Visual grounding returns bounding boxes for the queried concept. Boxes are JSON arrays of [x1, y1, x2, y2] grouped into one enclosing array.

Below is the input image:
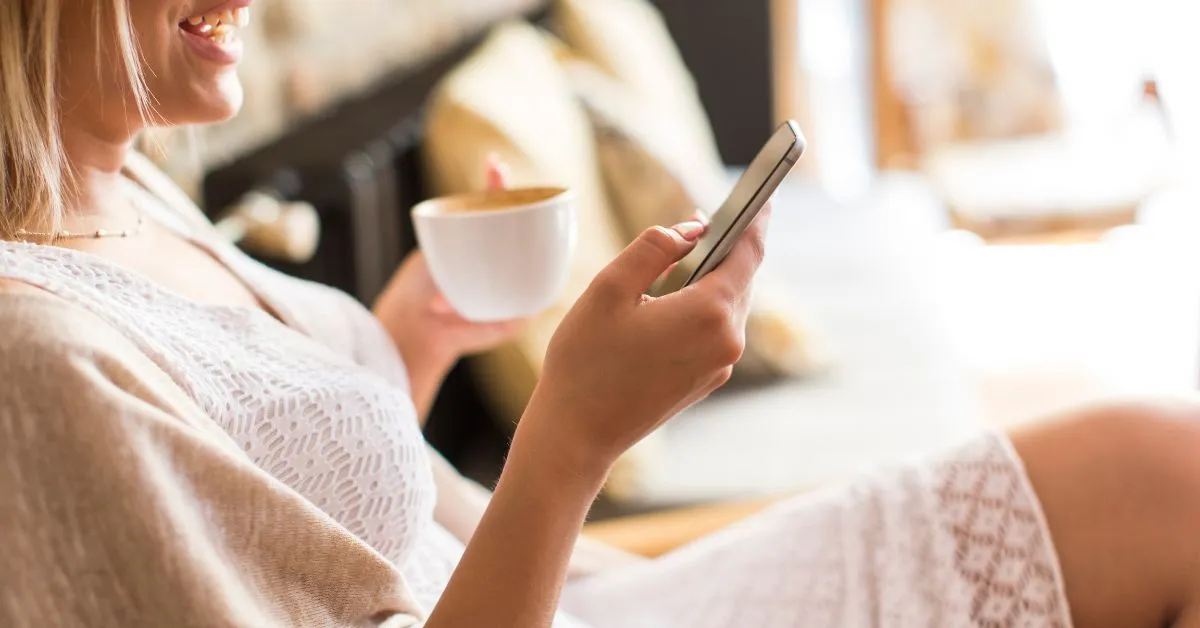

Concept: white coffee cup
[[412, 187, 577, 322]]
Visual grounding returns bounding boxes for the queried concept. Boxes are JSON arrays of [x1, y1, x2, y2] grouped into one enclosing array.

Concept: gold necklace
[[15, 211, 145, 242]]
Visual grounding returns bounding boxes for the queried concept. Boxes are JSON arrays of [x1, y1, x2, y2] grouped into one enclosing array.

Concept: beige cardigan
[[0, 289, 425, 627]]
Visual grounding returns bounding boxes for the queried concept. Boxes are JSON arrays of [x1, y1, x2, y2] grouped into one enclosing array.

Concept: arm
[[403, 344, 455, 425], [426, 404, 608, 627], [427, 443, 647, 578]]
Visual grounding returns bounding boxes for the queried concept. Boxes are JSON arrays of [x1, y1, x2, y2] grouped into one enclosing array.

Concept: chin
[[203, 74, 245, 123], [153, 75, 244, 127]]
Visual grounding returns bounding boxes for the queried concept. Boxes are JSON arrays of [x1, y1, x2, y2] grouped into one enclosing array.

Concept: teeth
[[183, 7, 250, 39], [211, 24, 236, 44]]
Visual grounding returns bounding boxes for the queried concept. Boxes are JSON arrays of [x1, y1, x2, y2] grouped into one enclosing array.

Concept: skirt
[[559, 431, 1073, 627]]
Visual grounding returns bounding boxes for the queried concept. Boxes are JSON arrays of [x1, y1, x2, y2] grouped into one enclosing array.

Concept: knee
[[1010, 398, 1200, 623], [1068, 399, 1200, 479], [1015, 398, 1200, 504]]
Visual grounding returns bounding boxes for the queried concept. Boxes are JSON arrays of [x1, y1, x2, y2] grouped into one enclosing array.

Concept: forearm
[[428, 444, 646, 578], [426, 414, 608, 627], [378, 313, 454, 425], [405, 354, 453, 425]]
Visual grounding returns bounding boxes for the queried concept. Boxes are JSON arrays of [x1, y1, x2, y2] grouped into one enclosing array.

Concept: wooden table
[[584, 496, 782, 558]]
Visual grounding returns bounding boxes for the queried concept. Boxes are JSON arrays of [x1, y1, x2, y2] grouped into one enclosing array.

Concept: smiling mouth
[[179, 6, 250, 45]]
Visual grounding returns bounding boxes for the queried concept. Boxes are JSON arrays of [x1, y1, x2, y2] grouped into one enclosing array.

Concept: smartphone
[[649, 120, 806, 296]]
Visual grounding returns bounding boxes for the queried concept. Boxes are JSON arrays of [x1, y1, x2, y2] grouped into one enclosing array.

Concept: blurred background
[[179, 0, 1200, 548]]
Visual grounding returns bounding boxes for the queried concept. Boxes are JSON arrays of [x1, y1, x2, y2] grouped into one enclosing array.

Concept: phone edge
[[682, 132, 804, 288]]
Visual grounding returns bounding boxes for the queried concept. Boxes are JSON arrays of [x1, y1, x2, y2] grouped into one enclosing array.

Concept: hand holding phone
[[649, 120, 805, 296]]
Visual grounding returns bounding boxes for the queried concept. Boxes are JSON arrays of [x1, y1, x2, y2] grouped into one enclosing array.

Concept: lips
[[179, 5, 250, 44], [177, 1, 251, 64]]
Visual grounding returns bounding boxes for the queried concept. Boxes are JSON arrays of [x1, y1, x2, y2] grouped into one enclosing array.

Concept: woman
[[2, 1, 1199, 627]]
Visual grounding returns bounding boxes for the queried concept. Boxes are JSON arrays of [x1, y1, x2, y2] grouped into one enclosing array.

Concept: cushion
[[553, 0, 728, 196], [423, 21, 629, 424], [553, 52, 701, 236]]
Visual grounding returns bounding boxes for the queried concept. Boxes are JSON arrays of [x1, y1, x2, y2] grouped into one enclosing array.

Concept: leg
[[1010, 399, 1200, 627]]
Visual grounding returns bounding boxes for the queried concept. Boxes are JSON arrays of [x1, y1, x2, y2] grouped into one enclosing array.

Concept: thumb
[[600, 221, 705, 295]]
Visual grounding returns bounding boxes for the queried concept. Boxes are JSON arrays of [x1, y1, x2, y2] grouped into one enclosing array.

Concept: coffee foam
[[415, 187, 567, 216]]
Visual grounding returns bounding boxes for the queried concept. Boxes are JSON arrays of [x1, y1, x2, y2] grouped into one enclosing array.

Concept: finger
[[658, 261, 679, 283], [599, 220, 705, 297], [669, 367, 735, 418], [450, 318, 528, 335], [686, 209, 710, 239], [430, 293, 456, 315], [709, 365, 735, 391], [432, 301, 531, 330], [490, 318, 531, 334], [697, 203, 772, 300], [485, 154, 511, 191]]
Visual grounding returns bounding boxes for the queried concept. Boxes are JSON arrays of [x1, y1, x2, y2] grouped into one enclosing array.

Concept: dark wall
[[651, 0, 775, 165]]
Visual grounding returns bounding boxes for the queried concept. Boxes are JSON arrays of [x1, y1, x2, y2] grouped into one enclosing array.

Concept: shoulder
[[0, 283, 150, 396], [0, 282, 239, 461], [0, 280, 126, 357], [0, 282, 212, 426]]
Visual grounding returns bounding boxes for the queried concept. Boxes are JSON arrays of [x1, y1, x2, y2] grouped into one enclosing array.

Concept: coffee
[[416, 187, 566, 215], [412, 186, 577, 322]]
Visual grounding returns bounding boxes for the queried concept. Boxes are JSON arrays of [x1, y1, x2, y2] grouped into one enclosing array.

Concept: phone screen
[[649, 121, 805, 296]]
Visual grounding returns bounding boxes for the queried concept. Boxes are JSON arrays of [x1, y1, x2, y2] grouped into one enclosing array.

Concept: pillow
[[736, 279, 828, 384], [554, 54, 703, 236], [547, 38, 825, 383], [553, 0, 728, 196]]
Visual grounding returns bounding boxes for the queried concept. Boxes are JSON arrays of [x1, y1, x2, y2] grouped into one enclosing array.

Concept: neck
[[59, 114, 142, 224]]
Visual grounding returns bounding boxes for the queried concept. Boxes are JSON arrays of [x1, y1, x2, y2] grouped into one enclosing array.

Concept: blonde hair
[[0, 0, 153, 240]]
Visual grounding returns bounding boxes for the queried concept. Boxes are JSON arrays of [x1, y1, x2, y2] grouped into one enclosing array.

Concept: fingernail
[[671, 220, 705, 241], [693, 208, 710, 225]]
